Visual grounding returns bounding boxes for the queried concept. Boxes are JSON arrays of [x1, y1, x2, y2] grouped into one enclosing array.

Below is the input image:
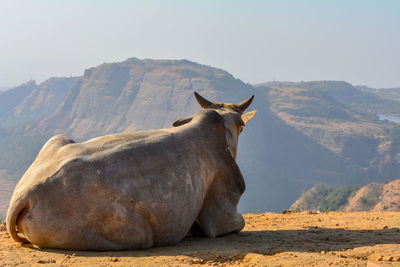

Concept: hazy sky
[[0, 1, 399, 88]]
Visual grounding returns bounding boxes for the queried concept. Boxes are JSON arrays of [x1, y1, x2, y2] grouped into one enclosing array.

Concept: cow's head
[[173, 92, 257, 159]]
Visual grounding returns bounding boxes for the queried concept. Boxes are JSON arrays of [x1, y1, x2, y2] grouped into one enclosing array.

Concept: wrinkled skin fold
[[6, 92, 256, 250]]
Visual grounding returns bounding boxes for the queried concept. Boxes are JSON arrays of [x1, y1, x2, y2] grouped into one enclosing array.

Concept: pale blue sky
[[0, 1, 399, 88]]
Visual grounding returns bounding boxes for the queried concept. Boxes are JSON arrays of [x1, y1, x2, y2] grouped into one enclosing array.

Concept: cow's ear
[[241, 110, 257, 125], [172, 117, 193, 127]]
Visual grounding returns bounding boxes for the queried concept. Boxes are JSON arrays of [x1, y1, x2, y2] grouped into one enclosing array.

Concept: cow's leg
[[195, 177, 245, 237], [17, 199, 154, 250]]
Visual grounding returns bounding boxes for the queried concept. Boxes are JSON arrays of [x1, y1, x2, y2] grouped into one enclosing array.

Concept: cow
[[6, 92, 257, 251]]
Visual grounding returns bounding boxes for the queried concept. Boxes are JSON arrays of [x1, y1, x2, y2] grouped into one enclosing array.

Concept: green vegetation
[[297, 184, 359, 211], [319, 185, 359, 211], [308, 184, 333, 207], [360, 196, 375, 207]]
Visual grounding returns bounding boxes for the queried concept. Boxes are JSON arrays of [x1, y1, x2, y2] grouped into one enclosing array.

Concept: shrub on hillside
[[319, 185, 359, 211], [295, 184, 359, 211]]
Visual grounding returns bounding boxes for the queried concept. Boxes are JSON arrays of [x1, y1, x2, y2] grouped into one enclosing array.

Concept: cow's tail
[[6, 196, 29, 243]]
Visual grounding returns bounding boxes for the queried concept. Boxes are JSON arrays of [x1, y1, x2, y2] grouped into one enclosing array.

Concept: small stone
[[321, 251, 326, 254], [383, 226, 388, 229], [281, 210, 294, 214], [176, 256, 185, 261], [192, 258, 204, 264], [37, 259, 56, 264], [376, 256, 383, 261], [394, 256, 400, 261], [111, 257, 119, 262], [71, 253, 76, 257]]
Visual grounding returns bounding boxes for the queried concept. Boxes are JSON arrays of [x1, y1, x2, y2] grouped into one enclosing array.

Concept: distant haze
[[0, 1, 399, 88]]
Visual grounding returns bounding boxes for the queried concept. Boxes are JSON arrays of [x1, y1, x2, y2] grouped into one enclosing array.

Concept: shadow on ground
[[26, 227, 400, 261]]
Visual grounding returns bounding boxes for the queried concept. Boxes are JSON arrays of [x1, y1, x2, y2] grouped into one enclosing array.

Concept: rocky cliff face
[[33, 58, 253, 139]]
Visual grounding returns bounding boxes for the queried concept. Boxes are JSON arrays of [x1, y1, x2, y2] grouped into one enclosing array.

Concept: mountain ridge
[[1, 58, 400, 216]]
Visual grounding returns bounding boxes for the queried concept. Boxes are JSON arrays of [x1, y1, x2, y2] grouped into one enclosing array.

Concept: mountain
[[31, 58, 253, 139], [257, 81, 400, 168], [253, 81, 400, 211], [1, 58, 400, 216], [0, 77, 77, 128], [0, 78, 77, 216]]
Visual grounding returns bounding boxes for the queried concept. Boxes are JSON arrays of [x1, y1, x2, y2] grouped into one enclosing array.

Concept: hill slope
[[345, 179, 400, 212]]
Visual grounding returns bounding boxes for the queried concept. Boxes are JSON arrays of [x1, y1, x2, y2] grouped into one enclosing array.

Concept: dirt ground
[[1, 211, 400, 266]]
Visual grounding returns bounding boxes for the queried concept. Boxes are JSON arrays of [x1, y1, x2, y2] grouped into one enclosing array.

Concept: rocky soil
[[1, 211, 400, 266]]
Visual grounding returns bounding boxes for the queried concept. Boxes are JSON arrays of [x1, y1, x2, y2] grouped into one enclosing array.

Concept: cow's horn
[[236, 95, 254, 113], [194, 92, 213, 108]]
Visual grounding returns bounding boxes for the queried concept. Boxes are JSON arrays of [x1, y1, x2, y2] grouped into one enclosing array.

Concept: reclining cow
[[6, 92, 257, 250]]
